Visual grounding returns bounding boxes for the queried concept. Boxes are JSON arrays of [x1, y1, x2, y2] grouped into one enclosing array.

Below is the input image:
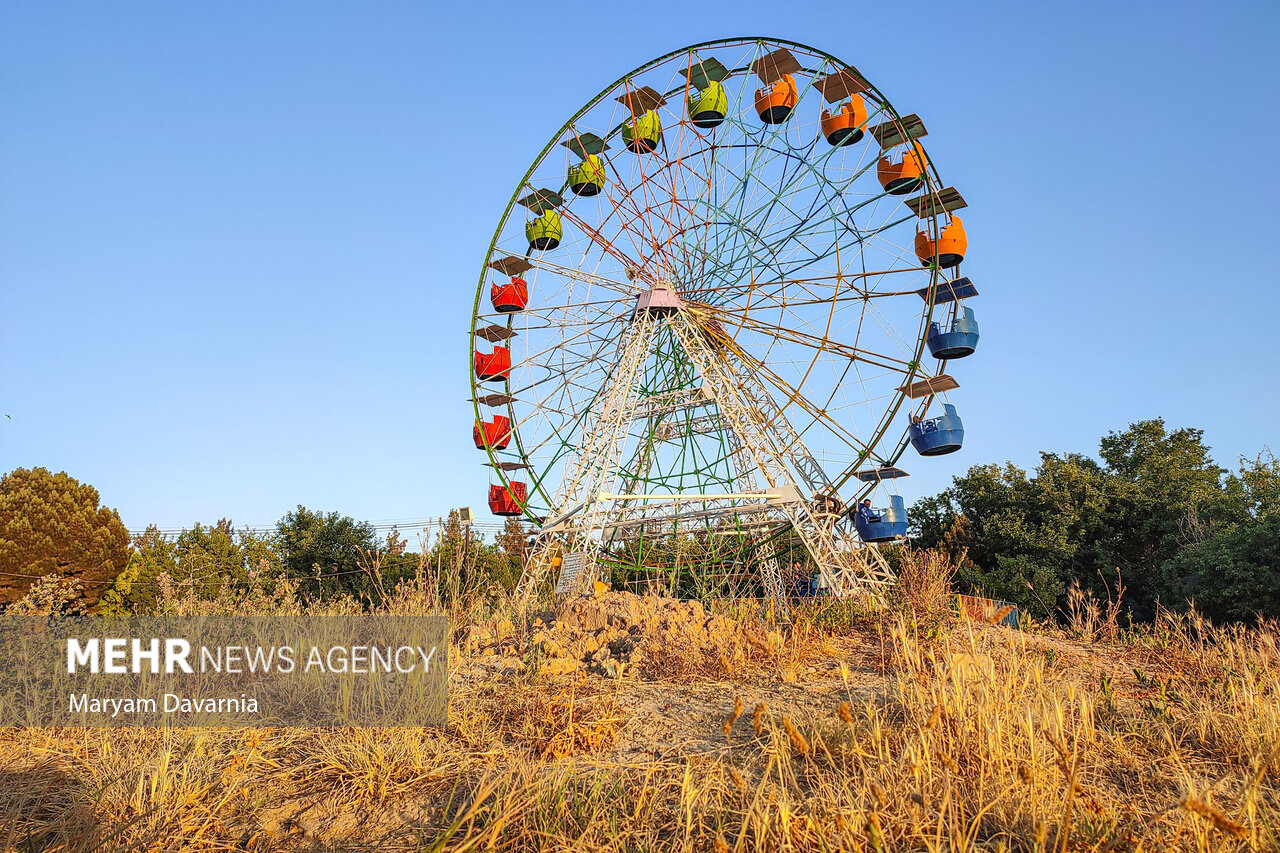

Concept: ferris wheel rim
[[470, 36, 958, 522]]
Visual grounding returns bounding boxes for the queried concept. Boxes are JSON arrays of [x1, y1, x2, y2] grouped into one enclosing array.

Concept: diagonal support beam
[[519, 307, 659, 599], [668, 311, 892, 604], [519, 293, 896, 607]]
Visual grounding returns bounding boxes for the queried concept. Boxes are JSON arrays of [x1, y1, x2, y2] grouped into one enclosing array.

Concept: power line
[[0, 567, 382, 588], [126, 515, 518, 538]]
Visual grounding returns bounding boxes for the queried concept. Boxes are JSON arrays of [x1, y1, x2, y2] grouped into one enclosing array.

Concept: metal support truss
[[649, 412, 724, 442], [668, 311, 895, 604], [518, 298, 896, 607], [519, 306, 659, 599], [632, 385, 711, 418]]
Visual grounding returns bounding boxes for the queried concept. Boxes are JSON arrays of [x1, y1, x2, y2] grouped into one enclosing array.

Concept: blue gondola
[[927, 307, 980, 359], [854, 494, 909, 543], [910, 404, 965, 456]]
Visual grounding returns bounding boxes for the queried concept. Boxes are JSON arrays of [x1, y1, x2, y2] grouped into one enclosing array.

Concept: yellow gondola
[[622, 110, 663, 153], [525, 209, 563, 251], [567, 154, 606, 196], [687, 80, 728, 129]]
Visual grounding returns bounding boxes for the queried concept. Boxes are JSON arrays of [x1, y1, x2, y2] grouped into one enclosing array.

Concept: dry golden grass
[[2, 581, 1279, 851]]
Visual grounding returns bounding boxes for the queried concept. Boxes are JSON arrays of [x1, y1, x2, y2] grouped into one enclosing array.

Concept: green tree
[[1232, 450, 1280, 520], [493, 515, 527, 589], [911, 419, 1267, 622], [100, 525, 178, 612], [358, 525, 426, 600], [419, 511, 525, 602], [101, 520, 281, 613], [1095, 420, 1227, 615], [497, 516, 527, 565], [275, 506, 378, 600], [910, 454, 1109, 618], [425, 510, 468, 601], [1161, 514, 1280, 623], [0, 467, 129, 607]]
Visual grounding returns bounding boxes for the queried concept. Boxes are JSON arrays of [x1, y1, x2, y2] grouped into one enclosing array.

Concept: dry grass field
[[2, 553, 1278, 852]]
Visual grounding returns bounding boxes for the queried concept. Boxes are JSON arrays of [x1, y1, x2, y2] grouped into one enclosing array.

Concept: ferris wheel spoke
[[704, 307, 915, 374], [508, 333, 624, 404], [510, 309, 647, 463], [559, 153, 675, 277], [722, 341, 875, 462], [703, 130, 904, 284], [613, 89, 712, 276], [675, 178, 926, 402], [519, 367, 616, 416], [522, 257, 639, 296], [681, 169, 852, 299], [748, 210, 919, 294], [679, 217, 784, 298], [490, 296, 635, 333], [688, 273, 928, 326], [628, 151, 682, 276], [649, 105, 796, 276], [717, 151, 808, 279], [512, 312, 627, 364], [691, 126, 797, 284], [860, 295, 928, 367], [644, 154, 717, 276], [753, 184, 874, 254], [667, 158, 819, 295], [735, 268, 931, 308], [734, 145, 826, 244], [599, 166, 673, 267], [697, 76, 844, 271], [517, 358, 607, 396], [728, 185, 913, 283], [555, 207, 656, 281], [519, 392, 613, 490]]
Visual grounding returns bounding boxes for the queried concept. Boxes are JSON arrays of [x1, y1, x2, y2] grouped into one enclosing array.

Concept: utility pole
[[459, 507, 473, 592]]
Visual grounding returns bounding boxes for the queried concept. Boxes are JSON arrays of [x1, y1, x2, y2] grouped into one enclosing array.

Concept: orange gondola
[[878, 143, 928, 195], [914, 216, 967, 269], [820, 96, 867, 146], [754, 74, 798, 124]]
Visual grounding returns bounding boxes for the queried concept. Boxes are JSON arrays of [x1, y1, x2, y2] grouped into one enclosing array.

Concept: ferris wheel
[[469, 38, 981, 603]]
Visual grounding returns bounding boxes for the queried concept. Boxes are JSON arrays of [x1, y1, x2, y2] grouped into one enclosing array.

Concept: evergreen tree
[[0, 467, 130, 607]]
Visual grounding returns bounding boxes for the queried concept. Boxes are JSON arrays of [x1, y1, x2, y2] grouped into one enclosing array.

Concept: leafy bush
[[1161, 513, 1280, 624]]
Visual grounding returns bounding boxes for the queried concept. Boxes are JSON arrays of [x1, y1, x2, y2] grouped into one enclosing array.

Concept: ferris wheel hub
[[631, 284, 683, 318]]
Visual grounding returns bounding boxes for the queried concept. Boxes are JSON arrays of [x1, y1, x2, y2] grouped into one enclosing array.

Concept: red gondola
[[474, 346, 511, 381], [488, 482, 527, 516], [473, 415, 512, 450], [490, 276, 528, 313]]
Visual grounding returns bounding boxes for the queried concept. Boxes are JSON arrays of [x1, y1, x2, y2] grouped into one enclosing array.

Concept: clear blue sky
[[2, 1, 1277, 535]]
